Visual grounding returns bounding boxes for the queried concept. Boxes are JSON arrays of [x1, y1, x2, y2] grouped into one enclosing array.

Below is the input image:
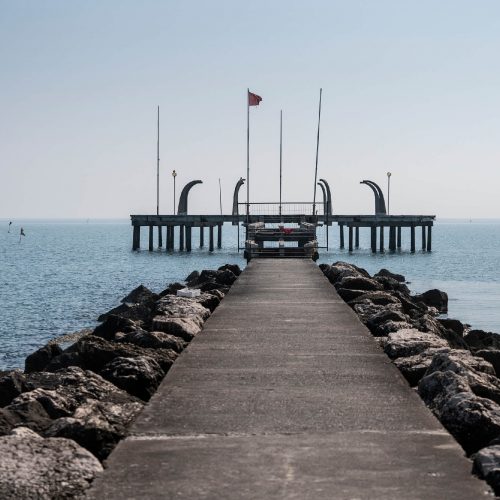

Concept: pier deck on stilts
[[90, 260, 488, 499]]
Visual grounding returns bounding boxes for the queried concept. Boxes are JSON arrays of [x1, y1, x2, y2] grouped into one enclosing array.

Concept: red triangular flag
[[248, 91, 262, 106]]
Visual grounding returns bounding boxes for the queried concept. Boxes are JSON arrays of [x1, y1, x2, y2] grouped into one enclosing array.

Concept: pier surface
[[90, 260, 489, 499]]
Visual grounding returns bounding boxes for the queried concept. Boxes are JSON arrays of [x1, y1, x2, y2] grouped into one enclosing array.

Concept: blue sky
[[1, 0, 499, 218]]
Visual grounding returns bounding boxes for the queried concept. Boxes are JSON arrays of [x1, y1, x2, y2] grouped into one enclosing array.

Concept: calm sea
[[1, 219, 500, 370]]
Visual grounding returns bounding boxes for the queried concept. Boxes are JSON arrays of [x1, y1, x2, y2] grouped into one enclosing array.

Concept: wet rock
[[335, 275, 383, 292], [419, 369, 500, 454], [215, 269, 237, 286], [473, 445, 500, 495], [46, 399, 142, 460], [384, 329, 448, 359], [117, 330, 187, 353], [100, 356, 165, 401], [93, 315, 140, 341], [476, 350, 500, 378], [465, 330, 500, 352], [393, 347, 450, 386], [0, 429, 102, 499], [218, 264, 242, 276], [414, 289, 448, 313], [0, 370, 27, 407], [439, 318, 465, 336], [24, 344, 63, 373], [374, 268, 406, 283], [121, 284, 158, 305]]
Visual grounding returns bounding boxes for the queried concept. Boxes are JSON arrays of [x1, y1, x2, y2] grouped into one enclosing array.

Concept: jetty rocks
[[0, 264, 240, 499], [321, 261, 500, 495]]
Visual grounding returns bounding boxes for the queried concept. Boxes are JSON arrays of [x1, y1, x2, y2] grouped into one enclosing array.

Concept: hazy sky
[[1, 0, 499, 218]]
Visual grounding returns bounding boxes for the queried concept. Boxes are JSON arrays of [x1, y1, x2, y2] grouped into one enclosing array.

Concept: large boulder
[[439, 318, 465, 336], [419, 369, 500, 454], [0, 370, 27, 407], [414, 289, 448, 313], [374, 268, 406, 283], [151, 316, 202, 341], [384, 329, 449, 359], [50, 336, 177, 374], [120, 284, 158, 305], [335, 276, 383, 292], [393, 347, 450, 386], [321, 262, 371, 285], [373, 275, 410, 295], [46, 399, 142, 460], [465, 330, 500, 352], [116, 330, 187, 353], [476, 350, 500, 378], [218, 264, 242, 276], [0, 428, 102, 499], [423, 351, 500, 405], [97, 302, 154, 325], [0, 398, 53, 436], [24, 344, 63, 373], [100, 356, 165, 401], [473, 445, 500, 495], [155, 295, 210, 324], [348, 291, 402, 308], [364, 308, 410, 337], [92, 315, 141, 341]]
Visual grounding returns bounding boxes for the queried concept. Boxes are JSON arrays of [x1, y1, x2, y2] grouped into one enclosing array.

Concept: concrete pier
[[90, 260, 488, 499]]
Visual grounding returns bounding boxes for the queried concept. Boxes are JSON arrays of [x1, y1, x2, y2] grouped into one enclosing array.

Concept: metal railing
[[238, 202, 325, 216]]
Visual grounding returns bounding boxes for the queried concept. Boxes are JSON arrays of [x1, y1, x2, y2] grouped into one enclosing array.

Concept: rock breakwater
[[0, 264, 241, 499], [321, 261, 500, 496]]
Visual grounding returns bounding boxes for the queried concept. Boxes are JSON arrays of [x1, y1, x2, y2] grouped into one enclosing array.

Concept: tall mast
[[312, 88, 322, 216], [279, 110, 283, 218], [156, 105, 160, 216]]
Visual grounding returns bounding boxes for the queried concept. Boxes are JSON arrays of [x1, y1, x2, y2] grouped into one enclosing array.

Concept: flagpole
[[279, 109, 283, 218], [157, 105, 160, 216], [312, 88, 322, 216], [246, 89, 250, 220]]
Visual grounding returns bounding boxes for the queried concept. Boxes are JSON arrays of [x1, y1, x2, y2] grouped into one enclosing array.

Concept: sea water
[[1, 219, 499, 370]]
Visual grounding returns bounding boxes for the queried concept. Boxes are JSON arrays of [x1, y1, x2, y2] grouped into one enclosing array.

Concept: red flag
[[248, 91, 262, 106]]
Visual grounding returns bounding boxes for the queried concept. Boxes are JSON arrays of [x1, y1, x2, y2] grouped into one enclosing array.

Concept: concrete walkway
[[89, 260, 490, 499]]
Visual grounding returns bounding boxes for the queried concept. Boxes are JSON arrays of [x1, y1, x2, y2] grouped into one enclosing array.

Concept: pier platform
[[89, 260, 487, 499]]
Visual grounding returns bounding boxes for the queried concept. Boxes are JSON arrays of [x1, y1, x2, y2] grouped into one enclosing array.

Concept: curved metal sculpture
[[319, 178, 333, 216], [177, 180, 202, 215], [317, 182, 327, 219], [232, 177, 245, 225], [360, 180, 386, 215]]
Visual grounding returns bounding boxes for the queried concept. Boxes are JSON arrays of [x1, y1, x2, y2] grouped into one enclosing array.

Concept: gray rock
[[473, 445, 500, 495], [117, 330, 187, 353], [151, 316, 203, 341], [0, 370, 27, 407], [374, 268, 405, 283], [0, 430, 102, 499], [393, 348, 450, 386], [335, 275, 383, 292], [414, 289, 448, 313], [348, 291, 402, 307], [46, 399, 143, 460], [384, 329, 448, 359], [335, 288, 368, 302], [97, 302, 154, 324], [465, 330, 500, 352], [364, 308, 409, 337], [51, 336, 177, 373], [155, 295, 210, 323], [424, 351, 500, 405], [24, 344, 63, 373], [120, 284, 158, 305], [218, 264, 242, 276], [476, 350, 500, 378], [92, 315, 141, 341], [100, 356, 165, 401], [373, 275, 411, 295], [419, 369, 500, 454], [439, 318, 465, 336]]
